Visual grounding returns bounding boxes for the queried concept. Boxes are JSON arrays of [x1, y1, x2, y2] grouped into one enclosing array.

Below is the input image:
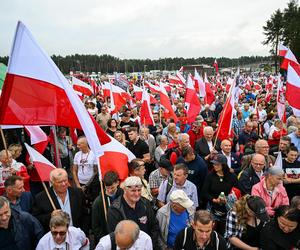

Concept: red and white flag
[[176, 71, 186, 85], [204, 73, 215, 105], [25, 143, 55, 182], [25, 126, 49, 154], [276, 74, 286, 122], [140, 88, 154, 126], [213, 59, 219, 73], [72, 76, 93, 96], [185, 74, 201, 123], [286, 64, 300, 116], [0, 21, 110, 158], [100, 137, 135, 180], [159, 82, 178, 123], [278, 44, 288, 57], [194, 69, 206, 98], [281, 49, 300, 75]]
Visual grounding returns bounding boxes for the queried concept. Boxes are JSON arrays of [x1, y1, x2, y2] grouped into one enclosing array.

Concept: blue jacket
[[1, 208, 44, 250]]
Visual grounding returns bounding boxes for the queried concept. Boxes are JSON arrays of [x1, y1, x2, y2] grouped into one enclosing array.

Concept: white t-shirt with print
[[73, 150, 97, 184]]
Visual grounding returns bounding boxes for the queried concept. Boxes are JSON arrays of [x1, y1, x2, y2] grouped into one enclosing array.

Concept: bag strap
[[109, 232, 117, 250], [182, 227, 188, 249], [165, 175, 173, 203]]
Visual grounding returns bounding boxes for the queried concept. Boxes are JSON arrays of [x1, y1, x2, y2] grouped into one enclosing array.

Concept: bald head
[[77, 136, 89, 152], [251, 153, 265, 172], [115, 220, 140, 249], [221, 139, 232, 154]]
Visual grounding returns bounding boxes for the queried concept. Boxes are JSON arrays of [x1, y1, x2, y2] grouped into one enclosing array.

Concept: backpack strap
[[109, 232, 117, 250], [182, 227, 188, 249], [165, 175, 173, 203]]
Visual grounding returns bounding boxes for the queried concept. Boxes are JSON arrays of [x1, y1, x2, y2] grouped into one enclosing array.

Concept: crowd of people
[[1, 72, 300, 250]]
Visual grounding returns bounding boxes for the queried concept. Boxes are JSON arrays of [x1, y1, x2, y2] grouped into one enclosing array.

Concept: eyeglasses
[[51, 231, 67, 236], [127, 188, 142, 193], [252, 162, 265, 167]]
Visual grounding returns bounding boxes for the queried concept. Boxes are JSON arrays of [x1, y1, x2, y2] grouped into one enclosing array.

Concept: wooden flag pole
[[51, 126, 62, 168], [42, 181, 56, 210], [97, 161, 108, 221]]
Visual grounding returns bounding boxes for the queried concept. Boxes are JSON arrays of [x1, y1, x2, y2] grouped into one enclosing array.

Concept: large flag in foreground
[[25, 143, 55, 181], [0, 21, 110, 157], [286, 64, 300, 116]]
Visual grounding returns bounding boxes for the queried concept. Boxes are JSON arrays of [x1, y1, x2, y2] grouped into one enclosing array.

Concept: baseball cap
[[157, 158, 173, 172], [123, 176, 142, 187], [247, 196, 269, 222], [170, 190, 193, 209], [211, 154, 227, 165]]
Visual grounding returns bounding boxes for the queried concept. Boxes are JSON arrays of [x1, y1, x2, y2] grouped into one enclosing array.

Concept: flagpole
[[42, 181, 57, 210], [97, 161, 108, 221], [0, 128, 11, 167]]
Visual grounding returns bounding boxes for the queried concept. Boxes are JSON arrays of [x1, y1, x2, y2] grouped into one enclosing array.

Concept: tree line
[[263, 0, 300, 73], [0, 54, 271, 74]]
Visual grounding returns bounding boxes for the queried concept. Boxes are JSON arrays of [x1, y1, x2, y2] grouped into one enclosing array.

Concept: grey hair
[[115, 220, 140, 243], [49, 168, 68, 184], [178, 133, 189, 142], [49, 210, 70, 229], [157, 135, 167, 145], [0, 196, 10, 209], [203, 126, 213, 134]]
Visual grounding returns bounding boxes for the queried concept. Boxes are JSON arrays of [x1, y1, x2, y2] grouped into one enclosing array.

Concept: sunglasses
[[51, 231, 67, 236]]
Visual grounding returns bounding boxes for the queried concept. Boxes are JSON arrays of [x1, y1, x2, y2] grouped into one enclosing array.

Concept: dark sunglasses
[[51, 231, 67, 236]]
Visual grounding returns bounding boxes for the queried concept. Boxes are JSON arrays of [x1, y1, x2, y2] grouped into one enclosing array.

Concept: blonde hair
[[8, 144, 22, 160]]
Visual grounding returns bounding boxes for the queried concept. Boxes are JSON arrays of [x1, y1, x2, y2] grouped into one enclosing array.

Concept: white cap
[[123, 176, 142, 187], [169, 190, 193, 209]]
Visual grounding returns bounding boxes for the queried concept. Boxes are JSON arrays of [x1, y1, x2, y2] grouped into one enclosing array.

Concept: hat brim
[[180, 199, 194, 209]]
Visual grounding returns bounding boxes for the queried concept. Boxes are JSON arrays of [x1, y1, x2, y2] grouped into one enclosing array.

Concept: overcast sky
[[0, 0, 290, 59]]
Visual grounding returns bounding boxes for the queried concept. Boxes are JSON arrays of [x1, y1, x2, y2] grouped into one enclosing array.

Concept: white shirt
[[36, 226, 89, 250], [95, 230, 153, 250], [207, 141, 213, 152], [53, 189, 73, 226], [73, 150, 97, 184]]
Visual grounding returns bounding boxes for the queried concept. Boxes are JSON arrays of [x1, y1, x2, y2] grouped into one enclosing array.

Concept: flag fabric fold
[[185, 75, 201, 123]]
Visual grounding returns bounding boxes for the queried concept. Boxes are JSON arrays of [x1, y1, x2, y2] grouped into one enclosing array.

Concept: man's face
[[8, 180, 25, 199], [245, 123, 253, 133], [153, 114, 159, 122], [173, 169, 187, 186], [105, 182, 119, 196], [52, 174, 69, 194], [0, 203, 11, 229], [101, 107, 107, 114], [124, 185, 142, 203], [279, 140, 290, 152], [128, 131, 137, 142], [170, 202, 186, 214], [221, 141, 231, 154], [204, 130, 213, 141], [256, 142, 269, 156], [77, 139, 88, 152], [133, 162, 146, 178], [179, 136, 190, 148], [287, 150, 298, 163], [251, 157, 265, 172], [51, 225, 68, 245], [185, 152, 195, 162], [192, 221, 213, 245], [159, 168, 170, 178]]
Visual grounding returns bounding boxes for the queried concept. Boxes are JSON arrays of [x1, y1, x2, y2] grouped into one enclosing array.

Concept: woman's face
[[213, 163, 222, 173], [287, 150, 298, 163], [278, 216, 298, 233], [111, 120, 117, 127]]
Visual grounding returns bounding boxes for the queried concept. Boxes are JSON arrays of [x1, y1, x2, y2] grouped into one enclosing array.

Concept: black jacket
[[0, 208, 44, 250], [32, 187, 87, 232], [260, 219, 300, 250], [174, 227, 227, 250], [238, 166, 261, 195], [107, 195, 163, 250], [195, 137, 221, 160], [92, 188, 123, 244]]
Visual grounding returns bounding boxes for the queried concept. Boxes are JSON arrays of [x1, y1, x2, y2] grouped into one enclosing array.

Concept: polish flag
[[140, 88, 154, 126], [145, 81, 161, 93], [176, 71, 186, 85], [133, 84, 157, 104], [0, 21, 110, 158], [194, 69, 206, 98], [185, 75, 201, 123], [276, 74, 286, 122], [101, 81, 111, 97], [108, 82, 127, 113], [281, 49, 300, 75], [168, 74, 184, 86], [72, 76, 93, 96], [215, 77, 236, 140], [204, 73, 215, 105], [159, 82, 178, 123], [100, 137, 135, 180], [278, 44, 288, 57], [89, 78, 100, 95], [25, 126, 49, 154], [25, 143, 55, 182], [213, 59, 219, 73], [286, 64, 300, 116]]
